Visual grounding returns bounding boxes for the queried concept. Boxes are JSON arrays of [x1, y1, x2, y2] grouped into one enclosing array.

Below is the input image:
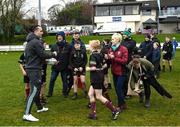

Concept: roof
[[143, 18, 157, 24], [160, 17, 180, 23], [93, 1, 142, 6], [94, 0, 180, 8], [160, 0, 180, 7]]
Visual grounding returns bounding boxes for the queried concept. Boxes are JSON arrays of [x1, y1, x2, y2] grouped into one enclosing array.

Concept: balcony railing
[[159, 10, 180, 18]]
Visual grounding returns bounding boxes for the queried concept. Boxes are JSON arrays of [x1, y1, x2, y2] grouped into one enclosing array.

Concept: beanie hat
[[56, 31, 65, 40], [123, 28, 131, 38], [145, 33, 151, 39]]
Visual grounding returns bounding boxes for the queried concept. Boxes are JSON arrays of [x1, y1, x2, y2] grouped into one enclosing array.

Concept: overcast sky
[[23, 0, 111, 19]]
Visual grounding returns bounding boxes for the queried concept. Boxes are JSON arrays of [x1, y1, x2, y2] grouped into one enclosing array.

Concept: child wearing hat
[[86, 40, 119, 120]]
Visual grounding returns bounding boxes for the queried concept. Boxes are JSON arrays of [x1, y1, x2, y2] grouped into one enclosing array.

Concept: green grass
[[0, 50, 180, 126], [13, 33, 180, 45]]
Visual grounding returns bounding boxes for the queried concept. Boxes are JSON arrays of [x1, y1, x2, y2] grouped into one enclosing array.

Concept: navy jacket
[[139, 40, 153, 62], [152, 48, 161, 63]]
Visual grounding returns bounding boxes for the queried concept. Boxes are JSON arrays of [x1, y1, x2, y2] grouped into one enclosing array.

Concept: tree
[[0, 0, 25, 44], [48, 0, 94, 26]]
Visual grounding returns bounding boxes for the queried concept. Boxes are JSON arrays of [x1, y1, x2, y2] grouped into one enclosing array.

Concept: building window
[[95, 6, 109, 16], [110, 6, 124, 16], [142, 9, 151, 15], [125, 5, 139, 15]]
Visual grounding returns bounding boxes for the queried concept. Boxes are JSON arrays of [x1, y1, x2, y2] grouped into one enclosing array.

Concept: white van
[[93, 22, 126, 35]]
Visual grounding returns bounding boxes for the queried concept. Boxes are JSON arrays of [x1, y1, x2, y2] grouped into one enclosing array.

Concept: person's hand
[[109, 52, 115, 59], [79, 67, 83, 72], [86, 67, 90, 71], [23, 71, 27, 76], [102, 64, 107, 69], [53, 51, 57, 56], [162, 51, 167, 54], [74, 68, 78, 72], [104, 54, 108, 59]]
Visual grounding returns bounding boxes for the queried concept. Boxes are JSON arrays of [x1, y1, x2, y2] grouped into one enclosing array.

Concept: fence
[[0, 43, 180, 52]]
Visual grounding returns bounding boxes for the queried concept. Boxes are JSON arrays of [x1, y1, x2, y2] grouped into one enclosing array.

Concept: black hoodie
[[25, 33, 54, 70]]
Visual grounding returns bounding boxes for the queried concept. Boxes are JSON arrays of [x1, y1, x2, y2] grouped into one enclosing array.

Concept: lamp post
[[38, 0, 42, 26]]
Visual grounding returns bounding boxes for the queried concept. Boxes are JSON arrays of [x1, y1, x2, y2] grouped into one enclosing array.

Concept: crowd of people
[[19, 25, 178, 122]]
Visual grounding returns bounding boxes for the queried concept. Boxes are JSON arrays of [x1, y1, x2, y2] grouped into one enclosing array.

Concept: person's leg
[[104, 74, 109, 89], [47, 70, 59, 97], [24, 69, 47, 120], [88, 86, 96, 119], [142, 79, 151, 108], [102, 83, 111, 102], [168, 60, 172, 72], [147, 76, 172, 99], [61, 70, 68, 97], [40, 82, 47, 104], [116, 75, 126, 109], [25, 83, 30, 101], [95, 89, 119, 120], [80, 75, 88, 98], [72, 75, 78, 99], [162, 59, 166, 72]]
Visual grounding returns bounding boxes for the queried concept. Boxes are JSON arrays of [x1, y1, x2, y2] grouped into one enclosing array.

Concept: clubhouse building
[[93, 0, 180, 33]]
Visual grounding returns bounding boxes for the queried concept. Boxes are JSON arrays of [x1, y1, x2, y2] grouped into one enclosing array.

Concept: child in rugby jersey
[[86, 40, 119, 120], [18, 42, 30, 101], [69, 40, 88, 99]]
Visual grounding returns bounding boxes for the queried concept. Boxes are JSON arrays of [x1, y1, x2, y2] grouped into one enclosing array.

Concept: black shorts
[[163, 53, 172, 60], [73, 70, 85, 76], [91, 82, 103, 89], [24, 76, 30, 83]]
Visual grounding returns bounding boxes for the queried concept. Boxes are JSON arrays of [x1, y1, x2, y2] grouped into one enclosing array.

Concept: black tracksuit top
[[25, 33, 54, 70], [69, 48, 87, 69]]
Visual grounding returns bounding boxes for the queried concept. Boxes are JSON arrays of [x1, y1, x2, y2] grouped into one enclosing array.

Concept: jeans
[[113, 74, 125, 106], [48, 69, 68, 96]]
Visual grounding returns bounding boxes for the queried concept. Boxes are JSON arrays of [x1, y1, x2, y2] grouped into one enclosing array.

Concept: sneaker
[[112, 110, 120, 120], [72, 95, 77, 100], [37, 107, 49, 113], [88, 113, 97, 120], [23, 114, 39, 122]]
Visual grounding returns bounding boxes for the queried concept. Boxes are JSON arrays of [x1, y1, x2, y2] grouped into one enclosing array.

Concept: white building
[[93, 0, 180, 34]]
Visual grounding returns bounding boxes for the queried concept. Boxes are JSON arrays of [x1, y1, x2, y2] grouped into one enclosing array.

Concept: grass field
[[14, 33, 180, 45], [0, 49, 180, 126]]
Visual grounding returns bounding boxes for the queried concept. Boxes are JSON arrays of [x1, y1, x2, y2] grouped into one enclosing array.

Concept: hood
[[26, 32, 38, 42]]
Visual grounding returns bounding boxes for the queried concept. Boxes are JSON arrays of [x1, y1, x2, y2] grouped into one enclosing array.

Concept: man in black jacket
[[23, 25, 56, 122], [47, 31, 71, 98]]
